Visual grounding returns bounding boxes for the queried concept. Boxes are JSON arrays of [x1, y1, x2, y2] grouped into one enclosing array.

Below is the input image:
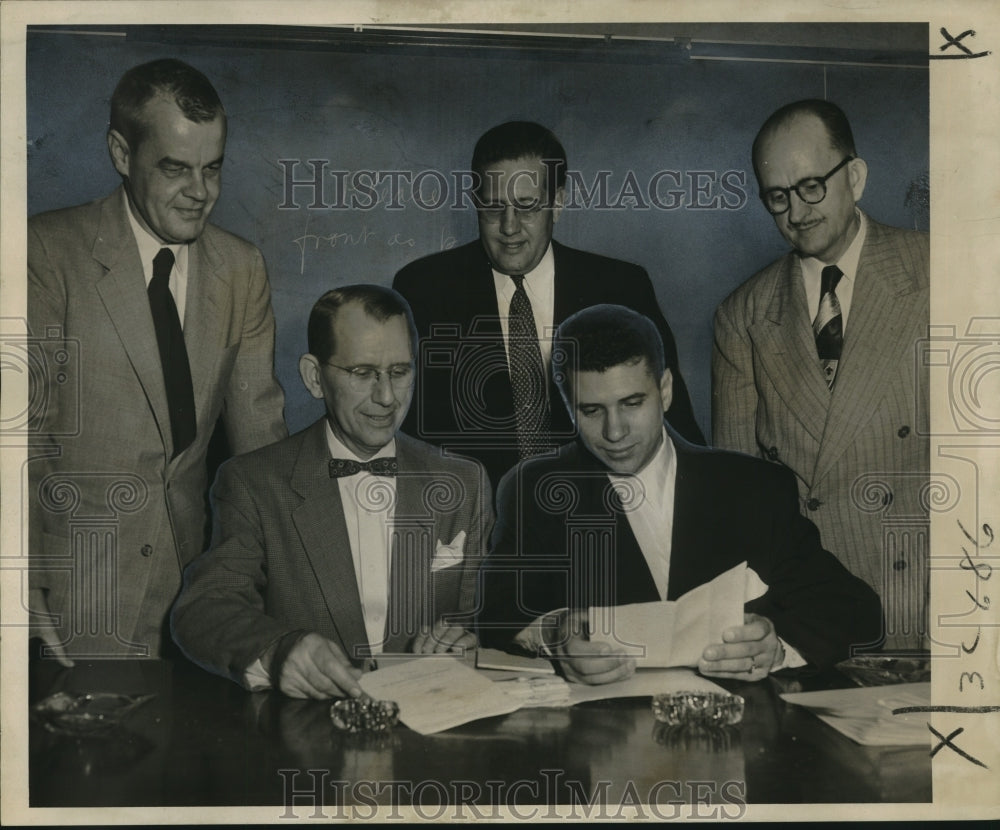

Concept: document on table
[[587, 561, 749, 667], [780, 682, 931, 746], [566, 667, 726, 705], [360, 656, 522, 735]]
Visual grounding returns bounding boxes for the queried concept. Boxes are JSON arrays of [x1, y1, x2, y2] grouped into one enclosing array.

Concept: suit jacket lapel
[[290, 420, 369, 657], [747, 254, 830, 444], [813, 219, 923, 482], [182, 231, 229, 422], [385, 435, 436, 650], [92, 189, 173, 456]]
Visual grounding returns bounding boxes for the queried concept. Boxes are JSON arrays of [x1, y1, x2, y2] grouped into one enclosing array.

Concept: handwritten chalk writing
[[930, 27, 991, 60], [928, 725, 988, 769], [440, 229, 457, 251], [388, 234, 415, 247], [292, 226, 376, 274]]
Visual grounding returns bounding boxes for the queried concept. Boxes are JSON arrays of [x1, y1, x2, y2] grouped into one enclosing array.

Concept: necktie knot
[[510, 273, 526, 292], [153, 247, 175, 282], [329, 457, 399, 478], [820, 264, 843, 296]]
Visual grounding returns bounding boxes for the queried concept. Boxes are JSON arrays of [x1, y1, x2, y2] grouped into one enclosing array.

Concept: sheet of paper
[[780, 682, 930, 746], [588, 561, 747, 667], [359, 655, 521, 735], [476, 647, 556, 675]]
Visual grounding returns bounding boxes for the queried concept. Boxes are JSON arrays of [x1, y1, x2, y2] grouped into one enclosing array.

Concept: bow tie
[[328, 457, 399, 478]]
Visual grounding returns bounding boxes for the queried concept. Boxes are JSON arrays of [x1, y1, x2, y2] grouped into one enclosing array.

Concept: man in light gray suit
[[28, 59, 287, 660], [713, 99, 928, 651], [171, 285, 492, 699]]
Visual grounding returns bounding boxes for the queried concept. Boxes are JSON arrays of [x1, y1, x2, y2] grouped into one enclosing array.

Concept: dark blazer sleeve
[[742, 461, 885, 668]]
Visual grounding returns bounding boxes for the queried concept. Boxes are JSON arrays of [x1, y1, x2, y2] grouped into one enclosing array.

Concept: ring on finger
[[747, 656, 756, 674]]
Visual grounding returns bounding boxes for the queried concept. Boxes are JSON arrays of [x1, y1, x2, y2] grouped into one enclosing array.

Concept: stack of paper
[[780, 682, 930, 746], [496, 675, 572, 707]]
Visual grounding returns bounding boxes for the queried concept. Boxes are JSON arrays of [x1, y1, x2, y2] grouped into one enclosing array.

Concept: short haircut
[[471, 121, 567, 202], [752, 99, 857, 179], [307, 284, 417, 363], [552, 304, 665, 401], [110, 58, 225, 149]]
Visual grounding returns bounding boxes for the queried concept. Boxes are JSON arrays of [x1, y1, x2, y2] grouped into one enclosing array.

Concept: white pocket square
[[431, 530, 466, 571]]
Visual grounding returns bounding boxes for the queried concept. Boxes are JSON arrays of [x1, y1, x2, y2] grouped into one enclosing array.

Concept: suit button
[[141, 544, 153, 557], [766, 446, 780, 461], [807, 498, 821, 511], [893, 559, 907, 571], [898, 426, 910, 438]]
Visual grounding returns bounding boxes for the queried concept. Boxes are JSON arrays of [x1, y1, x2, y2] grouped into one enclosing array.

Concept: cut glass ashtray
[[651, 691, 744, 727], [330, 697, 400, 733], [32, 691, 155, 737]]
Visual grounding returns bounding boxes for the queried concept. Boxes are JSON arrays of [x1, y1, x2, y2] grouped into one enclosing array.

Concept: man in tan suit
[[28, 59, 287, 660], [171, 285, 491, 698], [713, 99, 928, 652]]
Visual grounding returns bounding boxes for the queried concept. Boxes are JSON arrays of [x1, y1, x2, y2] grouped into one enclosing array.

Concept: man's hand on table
[[546, 609, 636, 686], [698, 612, 784, 681], [279, 632, 364, 699]]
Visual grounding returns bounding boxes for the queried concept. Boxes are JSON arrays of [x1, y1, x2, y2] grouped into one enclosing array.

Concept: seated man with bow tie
[[476, 304, 882, 685], [172, 285, 492, 698]]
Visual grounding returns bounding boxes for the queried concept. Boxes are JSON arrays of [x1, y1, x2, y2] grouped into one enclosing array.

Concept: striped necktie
[[508, 273, 551, 459], [813, 264, 844, 389]]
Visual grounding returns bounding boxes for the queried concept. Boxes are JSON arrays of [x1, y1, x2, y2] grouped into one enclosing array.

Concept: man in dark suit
[[477, 305, 882, 685], [712, 100, 929, 651], [172, 285, 492, 699], [28, 59, 286, 661], [393, 121, 703, 491]]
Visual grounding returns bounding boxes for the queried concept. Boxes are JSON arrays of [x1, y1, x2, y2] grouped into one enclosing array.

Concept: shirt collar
[[491, 241, 555, 295], [608, 426, 674, 508], [122, 188, 188, 280], [324, 420, 396, 463]]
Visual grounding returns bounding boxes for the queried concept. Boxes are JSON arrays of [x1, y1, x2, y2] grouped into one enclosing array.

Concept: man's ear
[[107, 129, 131, 178], [848, 156, 868, 203], [659, 368, 673, 414], [298, 354, 324, 400], [551, 186, 566, 225]]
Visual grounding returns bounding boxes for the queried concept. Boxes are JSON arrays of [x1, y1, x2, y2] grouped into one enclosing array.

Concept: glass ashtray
[[836, 654, 931, 687], [32, 691, 155, 737], [330, 697, 400, 733], [652, 691, 744, 727]]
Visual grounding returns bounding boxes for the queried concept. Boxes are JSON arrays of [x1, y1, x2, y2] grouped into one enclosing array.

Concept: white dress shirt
[[491, 242, 557, 382], [123, 190, 191, 326], [325, 424, 397, 657], [800, 209, 867, 332]]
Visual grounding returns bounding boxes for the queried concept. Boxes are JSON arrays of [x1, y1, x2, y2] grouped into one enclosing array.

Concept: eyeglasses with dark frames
[[760, 156, 855, 215]]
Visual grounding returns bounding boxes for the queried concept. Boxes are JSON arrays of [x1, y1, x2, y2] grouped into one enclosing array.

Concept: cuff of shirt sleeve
[[243, 630, 310, 692], [773, 637, 808, 671]]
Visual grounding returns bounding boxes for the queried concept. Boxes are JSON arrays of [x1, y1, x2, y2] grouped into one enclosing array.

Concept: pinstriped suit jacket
[[28, 187, 287, 657], [170, 420, 493, 688], [712, 215, 929, 650]]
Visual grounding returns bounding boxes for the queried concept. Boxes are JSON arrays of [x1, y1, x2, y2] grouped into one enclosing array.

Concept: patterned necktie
[[148, 248, 196, 458], [814, 264, 844, 389], [328, 457, 399, 477], [507, 273, 551, 459]]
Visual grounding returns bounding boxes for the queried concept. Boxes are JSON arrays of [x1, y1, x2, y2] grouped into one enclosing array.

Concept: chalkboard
[[26, 24, 929, 435]]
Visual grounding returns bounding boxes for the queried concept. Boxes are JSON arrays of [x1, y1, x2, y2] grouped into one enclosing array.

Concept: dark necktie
[[148, 248, 196, 458], [329, 457, 399, 478], [814, 264, 844, 389], [508, 273, 551, 459]]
